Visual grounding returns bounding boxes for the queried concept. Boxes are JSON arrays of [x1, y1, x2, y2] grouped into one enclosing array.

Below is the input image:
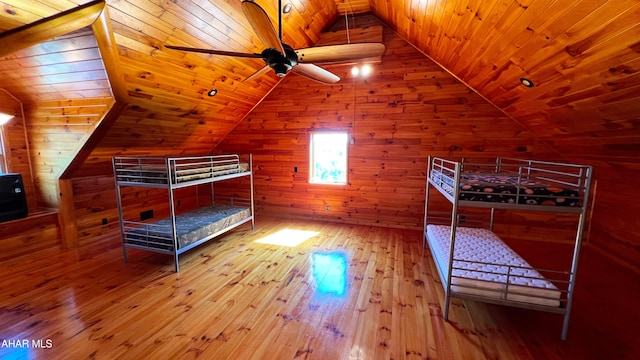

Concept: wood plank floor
[[0, 216, 638, 359]]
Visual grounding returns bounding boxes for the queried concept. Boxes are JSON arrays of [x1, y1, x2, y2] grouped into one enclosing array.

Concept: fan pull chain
[[345, 12, 350, 44]]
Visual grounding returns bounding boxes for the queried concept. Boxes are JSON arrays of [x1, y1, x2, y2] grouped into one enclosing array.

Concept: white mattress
[[426, 225, 561, 307]]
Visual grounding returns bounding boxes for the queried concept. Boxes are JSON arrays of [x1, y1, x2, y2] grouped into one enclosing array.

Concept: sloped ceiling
[[366, 0, 640, 165], [0, 0, 637, 176]]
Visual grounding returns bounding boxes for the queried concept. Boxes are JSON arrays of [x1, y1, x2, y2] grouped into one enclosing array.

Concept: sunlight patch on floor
[[254, 228, 319, 247]]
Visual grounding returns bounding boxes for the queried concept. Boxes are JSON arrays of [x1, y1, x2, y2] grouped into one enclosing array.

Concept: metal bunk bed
[[113, 154, 254, 272], [423, 156, 592, 340]]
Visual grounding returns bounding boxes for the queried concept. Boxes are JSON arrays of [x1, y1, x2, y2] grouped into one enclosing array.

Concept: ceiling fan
[[165, 0, 385, 84]]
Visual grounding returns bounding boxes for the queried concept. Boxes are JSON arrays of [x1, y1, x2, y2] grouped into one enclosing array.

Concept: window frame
[[0, 126, 6, 174], [309, 130, 349, 186]]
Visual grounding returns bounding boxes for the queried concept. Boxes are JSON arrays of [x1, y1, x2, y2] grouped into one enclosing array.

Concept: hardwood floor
[[0, 216, 638, 359]]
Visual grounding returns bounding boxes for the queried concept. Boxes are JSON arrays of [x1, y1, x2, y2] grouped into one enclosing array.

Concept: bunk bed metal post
[[210, 180, 215, 205], [489, 208, 495, 232], [249, 154, 255, 230], [443, 161, 461, 321], [561, 165, 593, 340], [423, 156, 432, 248], [167, 158, 180, 272], [113, 157, 128, 263]]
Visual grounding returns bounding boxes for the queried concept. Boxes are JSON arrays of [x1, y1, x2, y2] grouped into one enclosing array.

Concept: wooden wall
[[0, 27, 114, 208], [0, 91, 60, 262], [214, 20, 574, 242], [24, 96, 113, 207], [21, 29, 113, 207], [0, 89, 37, 211], [0, 211, 59, 261], [586, 161, 640, 271]]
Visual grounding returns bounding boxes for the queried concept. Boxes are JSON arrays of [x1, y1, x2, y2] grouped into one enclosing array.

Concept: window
[[310, 132, 348, 185]]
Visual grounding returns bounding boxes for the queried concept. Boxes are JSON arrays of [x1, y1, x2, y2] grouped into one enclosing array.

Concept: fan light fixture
[[0, 113, 14, 125], [282, 3, 292, 13], [351, 64, 371, 77], [207, 89, 218, 96], [520, 77, 534, 88], [164, 0, 385, 85]]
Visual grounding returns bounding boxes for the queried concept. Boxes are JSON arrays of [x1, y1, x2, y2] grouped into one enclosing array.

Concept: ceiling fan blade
[[292, 63, 340, 84], [296, 43, 385, 64], [243, 65, 271, 82], [241, 0, 286, 55], [165, 45, 264, 59]]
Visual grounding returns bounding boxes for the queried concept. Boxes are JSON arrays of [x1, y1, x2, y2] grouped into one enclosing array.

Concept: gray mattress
[[119, 162, 249, 185], [125, 205, 251, 251]]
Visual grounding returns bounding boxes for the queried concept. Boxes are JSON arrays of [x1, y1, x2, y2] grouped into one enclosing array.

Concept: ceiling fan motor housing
[[165, 0, 382, 84], [263, 44, 298, 77]]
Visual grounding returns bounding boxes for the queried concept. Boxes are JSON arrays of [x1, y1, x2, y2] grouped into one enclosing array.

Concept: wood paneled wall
[[0, 91, 61, 262], [23, 30, 114, 207], [25, 97, 113, 207], [0, 27, 114, 207], [586, 161, 640, 271], [214, 19, 568, 239], [0, 89, 37, 211], [0, 211, 59, 261]]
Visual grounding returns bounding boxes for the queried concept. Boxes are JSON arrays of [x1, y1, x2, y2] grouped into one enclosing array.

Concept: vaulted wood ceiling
[[0, 0, 638, 176]]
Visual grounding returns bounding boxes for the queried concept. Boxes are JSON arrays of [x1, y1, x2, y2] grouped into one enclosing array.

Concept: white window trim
[[309, 130, 349, 185], [0, 126, 6, 174]]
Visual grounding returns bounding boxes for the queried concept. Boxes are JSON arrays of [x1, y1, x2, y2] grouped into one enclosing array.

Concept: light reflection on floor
[[0, 288, 75, 359], [311, 252, 347, 297], [0, 346, 30, 360]]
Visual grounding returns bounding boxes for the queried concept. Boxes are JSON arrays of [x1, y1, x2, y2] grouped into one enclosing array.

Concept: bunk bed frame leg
[[423, 156, 431, 249], [561, 313, 569, 340], [560, 167, 592, 340], [113, 158, 128, 264], [167, 159, 180, 273], [250, 154, 255, 230], [443, 294, 451, 320], [443, 162, 461, 322]]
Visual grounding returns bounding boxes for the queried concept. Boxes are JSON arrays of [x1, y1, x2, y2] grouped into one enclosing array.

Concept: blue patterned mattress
[[431, 169, 580, 207], [125, 205, 251, 250]]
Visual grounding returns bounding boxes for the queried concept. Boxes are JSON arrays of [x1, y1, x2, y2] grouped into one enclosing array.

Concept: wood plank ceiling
[[367, 0, 640, 165], [0, 0, 637, 171]]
